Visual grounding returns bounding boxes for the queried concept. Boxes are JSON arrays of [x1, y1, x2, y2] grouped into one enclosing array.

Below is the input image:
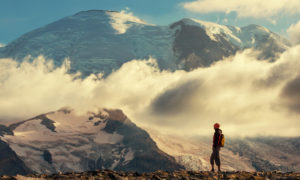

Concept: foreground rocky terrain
[[1, 170, 299, 180]]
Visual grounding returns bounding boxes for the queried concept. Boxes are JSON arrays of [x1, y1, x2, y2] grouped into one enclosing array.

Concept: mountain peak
[[73, 9, 148, 34], [242, 24, 271, 35], [173, 18, 230, 29], [74, 9, 118, 16]]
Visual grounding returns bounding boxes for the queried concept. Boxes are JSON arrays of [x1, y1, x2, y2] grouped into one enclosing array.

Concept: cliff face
[[0, 140, 31, 176]]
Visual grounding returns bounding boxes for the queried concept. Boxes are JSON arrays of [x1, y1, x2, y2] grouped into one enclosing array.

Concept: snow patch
[[0, 43, 5, 48], [176, 155, 209, 170], [123, 148, 134, 164], [93, 131, 123, 144], [110, 159, 120, 169], [107, 10, 149, 34], [46, 110, 104, 134]]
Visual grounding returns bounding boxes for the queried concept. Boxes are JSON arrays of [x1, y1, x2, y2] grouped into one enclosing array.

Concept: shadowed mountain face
[[0, 10, 290, 76], [0, 140, 32, 176], [0, 126, 31, 175], [0, 108, 183, 175], [170, 19, 239, 70]]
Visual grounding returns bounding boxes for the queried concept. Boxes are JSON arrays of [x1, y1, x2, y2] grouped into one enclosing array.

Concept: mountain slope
[[227, 137, 300, 171], [0, 108, 183, 175], [0, 10, 291, 76], [147, 130, 300, 172]]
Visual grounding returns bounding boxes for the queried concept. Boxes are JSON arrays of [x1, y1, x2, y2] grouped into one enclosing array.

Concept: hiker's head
[[214, 123, 220, 129]]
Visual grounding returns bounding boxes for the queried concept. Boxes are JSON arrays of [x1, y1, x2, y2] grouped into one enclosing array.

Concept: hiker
[[210, 123, 224, 172]]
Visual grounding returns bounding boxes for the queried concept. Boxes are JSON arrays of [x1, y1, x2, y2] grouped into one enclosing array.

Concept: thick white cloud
[[0, 43, 5, 47], [182, 0, 300, 18], [0, 56, 179, 122], [1, 46, 300, 137], [287, 20, 300, 45]]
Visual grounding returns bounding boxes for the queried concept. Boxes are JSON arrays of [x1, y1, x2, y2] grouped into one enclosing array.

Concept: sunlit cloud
[[182, 0, 300, 18], [287, 20, 300, 45], [0, 42, 5, 47], [1, 46, 300, 137]]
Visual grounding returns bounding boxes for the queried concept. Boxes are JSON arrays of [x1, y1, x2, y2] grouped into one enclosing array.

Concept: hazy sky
[[1, 0, 300, 44]]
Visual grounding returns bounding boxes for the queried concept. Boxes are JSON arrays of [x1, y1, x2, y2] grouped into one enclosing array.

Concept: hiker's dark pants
[[210, 146, 221, 166]]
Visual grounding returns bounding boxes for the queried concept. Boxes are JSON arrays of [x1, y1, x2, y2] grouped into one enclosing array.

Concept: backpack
[[220, 134, 225, 147]]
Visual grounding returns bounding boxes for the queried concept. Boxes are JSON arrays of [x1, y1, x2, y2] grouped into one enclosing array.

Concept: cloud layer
[[1, 46, 300, 137], [182, 0, 300, 18]]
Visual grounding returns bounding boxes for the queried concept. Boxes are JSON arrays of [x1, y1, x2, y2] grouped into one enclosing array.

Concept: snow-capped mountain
[[0, 108, 183, 175], [0, 10, 290, 76]]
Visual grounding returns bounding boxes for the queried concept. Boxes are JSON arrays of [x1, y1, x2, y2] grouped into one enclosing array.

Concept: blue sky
[[1, 0, 300, 44]]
